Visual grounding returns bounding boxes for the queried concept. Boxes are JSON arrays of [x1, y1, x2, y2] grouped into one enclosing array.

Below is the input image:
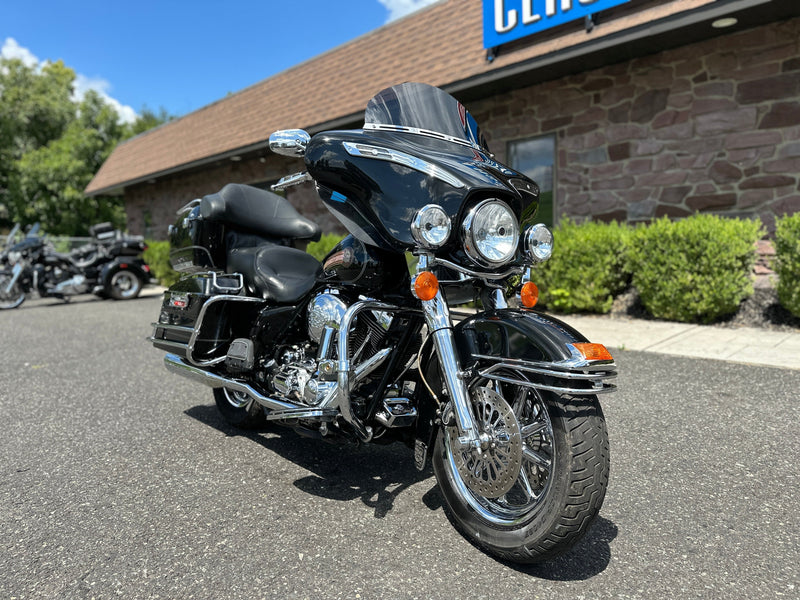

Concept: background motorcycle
[[150, 83, 616, 563], [0, 223, 151, 309]]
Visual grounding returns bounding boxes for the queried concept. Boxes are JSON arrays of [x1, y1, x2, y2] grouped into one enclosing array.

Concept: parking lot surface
[[1, 293, 799, 599]]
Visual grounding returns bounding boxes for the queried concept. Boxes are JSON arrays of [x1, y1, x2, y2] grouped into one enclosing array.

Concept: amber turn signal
[[413, 271, 439, 301], [520, 281, 539, 308], [572, 343, 613, 362]]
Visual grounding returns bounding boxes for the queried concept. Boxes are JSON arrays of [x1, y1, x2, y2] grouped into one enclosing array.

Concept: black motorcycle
[[150, 83, 616, 563], [0, 223, 151, 309]]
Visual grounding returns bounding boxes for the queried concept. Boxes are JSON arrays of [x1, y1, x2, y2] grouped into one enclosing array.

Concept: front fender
[[453, 308, 588, 365]]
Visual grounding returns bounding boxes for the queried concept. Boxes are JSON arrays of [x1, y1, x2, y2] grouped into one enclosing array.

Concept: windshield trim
[[363, 123, 486, 153]]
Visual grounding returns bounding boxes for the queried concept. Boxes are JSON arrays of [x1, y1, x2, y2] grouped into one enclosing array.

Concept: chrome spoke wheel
[[443, 371, 555, 525]]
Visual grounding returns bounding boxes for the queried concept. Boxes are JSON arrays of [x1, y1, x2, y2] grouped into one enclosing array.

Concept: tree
[[0, 56, 172, 235]]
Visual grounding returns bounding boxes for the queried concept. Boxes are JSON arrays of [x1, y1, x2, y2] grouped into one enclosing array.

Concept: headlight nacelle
[[462, 199, 519, 267]]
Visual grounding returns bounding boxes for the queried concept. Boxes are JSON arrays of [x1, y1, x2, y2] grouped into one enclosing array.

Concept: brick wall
[[470, 17, 800, 232]]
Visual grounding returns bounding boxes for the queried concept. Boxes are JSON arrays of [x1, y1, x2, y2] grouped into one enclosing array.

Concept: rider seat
[[226, 244, 322, 303]]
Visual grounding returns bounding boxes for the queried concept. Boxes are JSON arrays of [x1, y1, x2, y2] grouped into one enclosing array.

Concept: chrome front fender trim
[[474, 355, 617, 395]]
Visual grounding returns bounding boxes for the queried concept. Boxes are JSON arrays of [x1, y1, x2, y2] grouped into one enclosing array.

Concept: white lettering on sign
[[484, 0, 628, 48]]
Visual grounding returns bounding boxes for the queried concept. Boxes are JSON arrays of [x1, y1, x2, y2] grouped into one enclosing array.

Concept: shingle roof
[[86, 0, 717, 195]]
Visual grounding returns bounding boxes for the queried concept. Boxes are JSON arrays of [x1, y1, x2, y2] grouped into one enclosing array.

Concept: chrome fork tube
[[422, 290, 481, 448], [4, 263, 23, 294]]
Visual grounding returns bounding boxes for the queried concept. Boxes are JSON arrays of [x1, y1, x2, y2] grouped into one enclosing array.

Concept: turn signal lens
[[413, 271, 439, 301], [572, 343, 613, 362], [520, 281, 539, 308]]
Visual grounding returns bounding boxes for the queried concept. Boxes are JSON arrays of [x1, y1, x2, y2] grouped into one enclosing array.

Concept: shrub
[[628, 215, 762, 324], [533, 219, 632, 314], [307, 233, 346, 262], [143, 240, 180, 287], [774, 212, 800, 318]]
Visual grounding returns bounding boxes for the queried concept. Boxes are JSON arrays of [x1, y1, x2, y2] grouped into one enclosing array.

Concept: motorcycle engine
[[268, 292, 393, 405]]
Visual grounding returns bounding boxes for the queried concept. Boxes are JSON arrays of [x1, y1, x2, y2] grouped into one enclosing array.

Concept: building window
[[508, 135, 555, 226]]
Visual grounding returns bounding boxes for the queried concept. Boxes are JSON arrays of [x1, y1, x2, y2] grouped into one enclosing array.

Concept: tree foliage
[[0, 57, 172, 235]]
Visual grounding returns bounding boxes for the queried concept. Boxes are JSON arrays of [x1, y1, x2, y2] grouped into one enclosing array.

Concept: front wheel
[[0, 274, 26, 309], [432, 372, 609, 564], [107, 270, 142, 300]]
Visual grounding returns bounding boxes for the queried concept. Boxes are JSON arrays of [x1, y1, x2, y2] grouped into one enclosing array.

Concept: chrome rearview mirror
[[269, 129, 311, 157]]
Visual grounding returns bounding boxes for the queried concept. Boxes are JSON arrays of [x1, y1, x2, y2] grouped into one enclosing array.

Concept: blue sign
[[483, 0, 630, 49]]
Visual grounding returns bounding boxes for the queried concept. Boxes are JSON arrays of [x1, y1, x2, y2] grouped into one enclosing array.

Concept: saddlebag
[[149, 272, 265, 364]]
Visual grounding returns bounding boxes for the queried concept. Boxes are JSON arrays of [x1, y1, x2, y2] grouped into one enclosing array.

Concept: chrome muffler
[[163, 353, 297, 412]]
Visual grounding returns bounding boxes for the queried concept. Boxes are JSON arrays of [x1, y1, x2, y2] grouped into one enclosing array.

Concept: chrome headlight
[[411, 204, 451, 248], [462, 199, 519, 266], [524, 223, 553, 262], [7, 251, 21, 266]]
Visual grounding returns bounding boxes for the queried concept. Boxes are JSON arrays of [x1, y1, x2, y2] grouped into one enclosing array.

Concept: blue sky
[[1, 0, 439, 122]]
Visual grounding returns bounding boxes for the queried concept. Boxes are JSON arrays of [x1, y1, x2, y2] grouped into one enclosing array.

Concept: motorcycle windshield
[[364, 82, 489, 153]]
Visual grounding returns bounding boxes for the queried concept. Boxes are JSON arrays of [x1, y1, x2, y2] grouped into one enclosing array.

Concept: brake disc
[[447, 386, 523, 499]]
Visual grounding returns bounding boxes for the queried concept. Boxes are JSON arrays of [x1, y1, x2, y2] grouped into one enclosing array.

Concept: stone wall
[[124, 17, 800, 239], [471, 16, 800, 232]]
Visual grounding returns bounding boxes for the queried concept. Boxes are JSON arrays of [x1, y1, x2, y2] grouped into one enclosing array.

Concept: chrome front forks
[[415, 255, 505, 450]]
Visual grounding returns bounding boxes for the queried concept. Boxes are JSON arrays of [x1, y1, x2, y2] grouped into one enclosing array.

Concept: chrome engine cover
[[307, 292, 348, 343]]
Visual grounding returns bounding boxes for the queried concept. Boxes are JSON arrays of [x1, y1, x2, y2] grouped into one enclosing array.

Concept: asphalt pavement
[[1, 291, 799, 599]]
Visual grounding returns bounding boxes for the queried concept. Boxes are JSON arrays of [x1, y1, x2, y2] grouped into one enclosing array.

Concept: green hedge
[[534, 219, 632, 314], [774, 213, 800, 318], [143, 240, 180, 287], [307, 233, 346, 262], [628, 215, 762, 323]]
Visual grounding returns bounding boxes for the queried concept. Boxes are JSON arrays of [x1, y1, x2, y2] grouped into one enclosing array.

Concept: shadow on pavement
[[184, 403, 433, 519], [185, 402, 617, 580]]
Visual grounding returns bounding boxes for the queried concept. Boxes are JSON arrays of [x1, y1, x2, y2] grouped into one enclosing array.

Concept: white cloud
[[74, 73, 138, 124], [2, 37, 137, 124], [1, 37, 39, 67], [378, 0, 440, 22]]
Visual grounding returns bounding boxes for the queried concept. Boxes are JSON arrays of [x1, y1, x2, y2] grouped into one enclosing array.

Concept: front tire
[[213, 388, 265, 429], [432, 374, 609, 564], [0, 274, 26, 309]]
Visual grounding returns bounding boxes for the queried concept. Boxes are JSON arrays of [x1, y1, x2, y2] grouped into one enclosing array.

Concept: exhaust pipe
[[163, 353, 298, 412]]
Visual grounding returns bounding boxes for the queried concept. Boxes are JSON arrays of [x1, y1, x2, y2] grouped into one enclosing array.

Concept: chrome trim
[[175, 198, 201, 216], [5, 263, 22, 294], [343, 142, 464, 188], [474, 354, 617, 395], [524, 223, 553, 263], [462, 199, 520, 268], [210, 271, 243, 293], [163, 353, 299, 412], [269, 129, 311, 157], [411, 204, 452, 248], [421, 289, 480, 448], [266, 408, 338, 421], [187, 295, 267, 366], [334, 300, 401, 441], [430, 256, 524, 281], [271, 171, 313, 191], [363, 122, 485, 152]]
